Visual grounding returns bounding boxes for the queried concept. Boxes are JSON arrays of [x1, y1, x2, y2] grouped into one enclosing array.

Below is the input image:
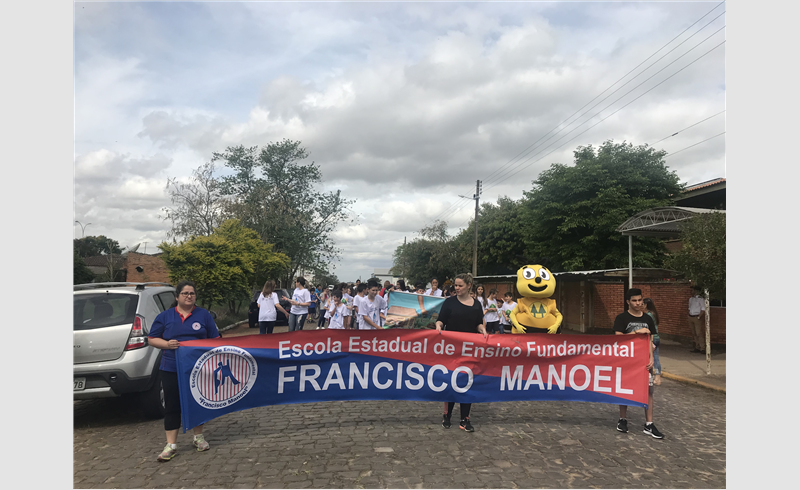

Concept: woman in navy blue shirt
[[148, 280, 220, 462]]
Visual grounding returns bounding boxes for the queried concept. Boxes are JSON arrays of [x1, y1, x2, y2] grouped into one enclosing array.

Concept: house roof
[[684, 178, 725, 192]]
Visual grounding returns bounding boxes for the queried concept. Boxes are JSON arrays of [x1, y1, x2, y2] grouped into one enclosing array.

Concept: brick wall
[[592, 282, 726, 344], [124, 252, 171, 284], [467, 277, 727, 345]]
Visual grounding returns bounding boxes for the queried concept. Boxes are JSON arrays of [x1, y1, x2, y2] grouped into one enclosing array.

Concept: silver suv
[[73, 282, 178, 418]]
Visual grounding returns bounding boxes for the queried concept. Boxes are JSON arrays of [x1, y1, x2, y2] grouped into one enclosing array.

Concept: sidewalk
[[222, 321, 726, 392], [656, 338, 726, 392]]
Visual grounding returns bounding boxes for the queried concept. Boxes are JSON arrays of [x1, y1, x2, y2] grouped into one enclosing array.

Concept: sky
[[73, 1, 726, 282]]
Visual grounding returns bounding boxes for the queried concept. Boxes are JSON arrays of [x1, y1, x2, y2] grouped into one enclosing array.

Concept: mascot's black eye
[[538, 268, 551, 281], [522, 268, 535, 280]]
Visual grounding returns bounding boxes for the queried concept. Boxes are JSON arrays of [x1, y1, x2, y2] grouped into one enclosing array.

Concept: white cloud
[[74, 2, 725, 281]]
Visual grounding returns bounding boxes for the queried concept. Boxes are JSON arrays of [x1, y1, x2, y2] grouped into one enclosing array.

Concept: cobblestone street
[[74, 376, 725, 488]]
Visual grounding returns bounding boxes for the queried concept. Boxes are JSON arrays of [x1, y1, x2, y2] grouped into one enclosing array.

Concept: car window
[[153, 294, 166, 312], [74, 293, 139, 331], [158, 292, 176, 310]]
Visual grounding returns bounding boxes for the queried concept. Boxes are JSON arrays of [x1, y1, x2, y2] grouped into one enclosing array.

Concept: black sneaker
[[616, 418, 628, 433], [459, 417, 474, 432], [643, 423, 664, 439], [442, 413, 451, 429]]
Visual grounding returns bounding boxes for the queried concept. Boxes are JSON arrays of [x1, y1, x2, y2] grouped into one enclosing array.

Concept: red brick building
[[81, 251, 171, 284], [476, 269, 725, 348], [123, 252, 171, 284]]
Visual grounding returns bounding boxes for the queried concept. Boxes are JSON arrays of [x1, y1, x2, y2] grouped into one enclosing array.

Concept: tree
[[74, 235, 122, 258], [74, 251, 95, 284], [214, 140, 355, 284], [312, 268, 339, 289], [666, 211, 725, 297], [390, 220, 468, 286], [161, 162, 229, 241], [665, 210, 725, 374], [455, 197, 528, 275], [522, 140, 683, 271], [158, 219, 290, 312]]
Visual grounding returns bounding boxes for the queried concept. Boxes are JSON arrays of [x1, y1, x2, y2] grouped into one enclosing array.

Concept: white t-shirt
[[499, 300, 517, 325], [290, 287, 312, 315], [257, 292, 280, 322], [352, 294, 366, 328], [484, 298, 500, 322], [327, 304, 350, 329], [324, 297, 335, 318], [425, 288, 443, 297], [359, 295, 387, 329]]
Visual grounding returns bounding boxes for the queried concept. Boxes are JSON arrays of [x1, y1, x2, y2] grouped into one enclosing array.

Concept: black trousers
[[162, 370, 182, 431], [444, 401, 472, 419]]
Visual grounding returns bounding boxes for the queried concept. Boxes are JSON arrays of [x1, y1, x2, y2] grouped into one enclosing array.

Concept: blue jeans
[[259, 321, 275, 335], [653, 339, 661, 375], [288, 313, 307, 332]]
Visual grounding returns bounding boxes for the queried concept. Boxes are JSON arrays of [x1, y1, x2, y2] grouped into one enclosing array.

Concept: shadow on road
[[73, 397, 160, 429]]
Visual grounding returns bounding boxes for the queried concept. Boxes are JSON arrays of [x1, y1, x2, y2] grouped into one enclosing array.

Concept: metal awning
[[617, 206, 725, 238], [617, 206, 725, 287]]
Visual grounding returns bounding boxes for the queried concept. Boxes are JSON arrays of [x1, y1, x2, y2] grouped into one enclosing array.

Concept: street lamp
[[75, 220, 92, 238]]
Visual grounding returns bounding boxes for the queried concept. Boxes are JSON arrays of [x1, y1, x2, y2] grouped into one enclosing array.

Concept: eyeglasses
[[179, 291, 196, 297]]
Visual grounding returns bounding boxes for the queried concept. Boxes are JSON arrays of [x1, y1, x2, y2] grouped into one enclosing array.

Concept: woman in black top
[[435, 273, 487, 432]]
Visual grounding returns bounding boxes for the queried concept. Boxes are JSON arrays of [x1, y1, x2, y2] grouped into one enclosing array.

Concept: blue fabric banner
[[175, 330, 650, 431]]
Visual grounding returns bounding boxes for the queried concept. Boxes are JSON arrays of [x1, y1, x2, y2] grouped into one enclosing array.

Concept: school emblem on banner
[[189, 346, 258, 410]]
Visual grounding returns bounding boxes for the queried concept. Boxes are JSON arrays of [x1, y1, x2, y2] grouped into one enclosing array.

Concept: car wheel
[[140, 369, 166, 419]]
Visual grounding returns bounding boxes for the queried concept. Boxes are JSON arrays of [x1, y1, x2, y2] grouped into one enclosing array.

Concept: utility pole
[[473, 180, 481, 277], [472, 180, 481, 277], [460, 181, 482, 277]]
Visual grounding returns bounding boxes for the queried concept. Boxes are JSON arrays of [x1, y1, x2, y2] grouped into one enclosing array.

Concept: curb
[[219, 319, 249, 333], [661, 371, 726, 393]]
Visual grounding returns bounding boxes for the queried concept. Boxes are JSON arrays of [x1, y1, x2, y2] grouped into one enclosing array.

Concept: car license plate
[[74, 377, 86, 391]]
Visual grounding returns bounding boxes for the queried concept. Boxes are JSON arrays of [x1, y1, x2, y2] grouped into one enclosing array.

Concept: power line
[[422, 2, 726, 231], [482, 25, 726, 195], [424, 4, 727, 233], [649, 110, 725, 146], [480, 38, 726, 197], [664, 132, 725, 158], [480, 3, 726, 190]]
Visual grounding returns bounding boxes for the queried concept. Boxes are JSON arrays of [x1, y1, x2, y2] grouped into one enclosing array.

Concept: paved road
[[74, 373, 725, 488]]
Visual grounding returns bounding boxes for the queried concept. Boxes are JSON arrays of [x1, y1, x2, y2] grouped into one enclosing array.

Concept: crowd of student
[[252, 276, 523, 333]]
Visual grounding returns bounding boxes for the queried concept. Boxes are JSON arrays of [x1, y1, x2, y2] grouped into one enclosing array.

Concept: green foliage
[[390, 220, 468, 286], [666, 211, 726, 299], [73, 251, 95, 284], [522, 140, 683, 271], [159, 219, 290, 312], [214, 139, 355, 284], [74, 235, 122, 258], [457, 197, 528, 275], [312, 269, 339, 288]]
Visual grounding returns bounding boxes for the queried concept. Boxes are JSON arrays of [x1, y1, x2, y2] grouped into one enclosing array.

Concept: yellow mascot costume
[[509, 264, 562, 334]]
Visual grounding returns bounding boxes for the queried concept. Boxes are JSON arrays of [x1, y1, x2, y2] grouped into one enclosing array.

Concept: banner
[[383, 291, 445, 329], [176, 330, 650, 431]]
